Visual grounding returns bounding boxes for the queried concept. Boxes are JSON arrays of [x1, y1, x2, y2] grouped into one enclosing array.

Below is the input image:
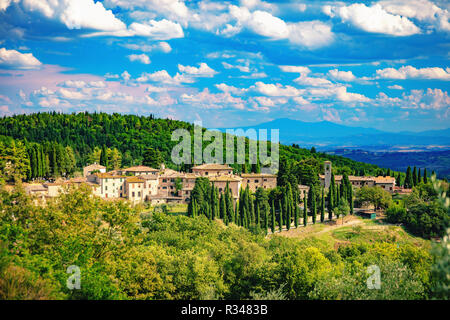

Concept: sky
[[0, 0, 449, 132]]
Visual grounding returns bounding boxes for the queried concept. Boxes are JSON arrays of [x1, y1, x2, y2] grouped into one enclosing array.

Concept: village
[[23, 160, 397, 206]]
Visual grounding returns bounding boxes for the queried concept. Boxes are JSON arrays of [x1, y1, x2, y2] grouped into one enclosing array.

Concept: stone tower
[[324, 161, 332, 189]]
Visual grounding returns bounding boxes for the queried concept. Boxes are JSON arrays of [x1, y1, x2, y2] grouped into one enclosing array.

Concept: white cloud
[[328, 69, 356, 82], [378, 0, 450, 32], [388, 84, 404, 90], [127, 53, 151, 64], [104, 0, 189, 21], [127, 19, 184, 39], [228, 5, 333, 48], [376, 65, 450, 80], [287, 21, 334, 48], [402, 88, 450, 109], [58, 80, 106, 88], [181, 88, 245, 109], [279, 65, 311, 74], [215, 83, 247, 95], [222, 61, 250, 73], [177, 62, 218, 77], [19, 0, 127, 31], [324, 3, 421, 36], [0, 47, 42, 69], [137, 70, 193, 85], [122, 41, 172, 53], [252, 82, 304, 97], [308, 86, 371, 103]]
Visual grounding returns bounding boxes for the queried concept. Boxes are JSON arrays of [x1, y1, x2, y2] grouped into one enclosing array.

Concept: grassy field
[[273, 215, 430, 250]]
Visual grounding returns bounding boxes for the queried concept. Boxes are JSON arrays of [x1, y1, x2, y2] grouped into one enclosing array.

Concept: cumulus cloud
[[178, 62, 218, 77], [0, 47, 42, 69], [375, 65, 450, 80], [251, 81, 304, 97], [402, 88, 450, 109], [308, 86, 371, 103], [127, 53, 151, 64], [287, 21, 334, 49], [228, 5, 333, 48], [58, 80, 106, 88], [215, 83, 247, 95], [14, 0, 127, 31], [122, 41, 172, 53], [328, 69, 356, 82], [136, 70, 193, 85], [324, 3, 421, 36], [388, 84, 404, 90], [181, 88, 245, 110], [378, 0, 450, 32]]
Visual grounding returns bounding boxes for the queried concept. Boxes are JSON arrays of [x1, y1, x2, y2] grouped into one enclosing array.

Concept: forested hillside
[[0, 112, 383, 182]]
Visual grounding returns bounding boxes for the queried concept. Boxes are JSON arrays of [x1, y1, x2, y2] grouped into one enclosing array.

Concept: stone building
[[319, 161, 396, 193]]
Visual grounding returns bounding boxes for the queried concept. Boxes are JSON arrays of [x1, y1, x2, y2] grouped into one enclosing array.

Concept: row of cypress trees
[[404, 166, 430, 188], [188, 177, 355, 235]]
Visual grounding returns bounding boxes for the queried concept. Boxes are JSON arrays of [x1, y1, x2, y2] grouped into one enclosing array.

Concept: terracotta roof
[[126, 176, 145, 183], [123, 165, 158, 172], [95, 173, 126, 179], [374, 176, 396, 183], [25, 184, 47, 192], [192, 163, 233, 170], [140, 174, 158, 180], [84, 163, 106, 170], [69, 177, 87, 183], [209, 176, 242, 182], [241, 173, 276, 178]]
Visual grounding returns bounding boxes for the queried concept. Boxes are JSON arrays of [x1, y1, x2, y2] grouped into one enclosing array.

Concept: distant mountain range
[[217, 118, 450, 150]]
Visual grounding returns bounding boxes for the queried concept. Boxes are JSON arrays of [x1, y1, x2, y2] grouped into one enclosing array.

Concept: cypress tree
[[348, 183, 354, 214], [283, 194, 290, 230], [327, 188, 333, 220], [396, 172, 402, 187], [271, 200, 276, 233], [256, 204, 260, 228], [311, 187, 317, 224], [418, 168, 422, 184], [320, 188, 325, 223], [412, 166, 418, 186], [330, 172, 336, 208], [294, 203, 299, 228], [423, 168, 428, 184], [405, 166, 413, 188], [264, 205, 268, 234], [221, 194, 228, 225], [303, 193, 307, 226], [278, 200, 283, 232]]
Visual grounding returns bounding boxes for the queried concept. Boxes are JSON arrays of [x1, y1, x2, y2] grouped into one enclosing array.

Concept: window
[[171, 178, 174, 182], [264, 179, 267, 182], [105, 186, 108, 191], [255, 179, 259, 183], [132, 192, 135, 197], [163, 179, 167, 182], [205, 172, 208, 175], [138, 192, 141, 197]]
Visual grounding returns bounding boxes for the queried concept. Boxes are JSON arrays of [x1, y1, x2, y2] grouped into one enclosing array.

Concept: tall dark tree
[[278, 200, 283, 232], [294, 203, 299, 228], [418, 168, 422, 184], [423, 168, 428, 184], [320, 188, 325, 223], [412, 166, 418, 186], [271, 200, 276, 233], [100, 144, 108, 168], [303, 192, 308, 227], [405, 166, 413, 188], [327, 188, 333, 220]]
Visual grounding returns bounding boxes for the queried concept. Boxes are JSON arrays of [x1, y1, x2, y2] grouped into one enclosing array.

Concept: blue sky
[[0, 0, 449, 132]]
